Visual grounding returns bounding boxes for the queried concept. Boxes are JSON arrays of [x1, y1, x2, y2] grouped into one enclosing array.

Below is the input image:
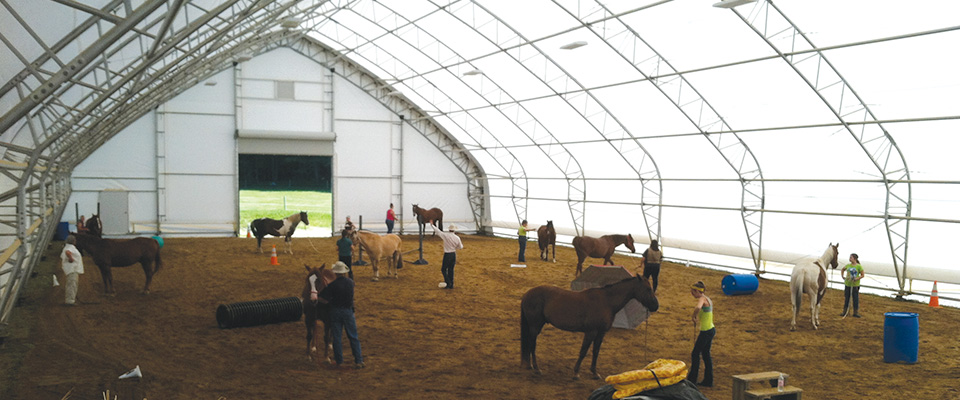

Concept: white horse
[[790, 242, 839, 331]]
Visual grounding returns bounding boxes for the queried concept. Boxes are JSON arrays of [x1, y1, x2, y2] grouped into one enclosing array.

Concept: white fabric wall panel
[[334, 76, 392, 121], [242, 48, 325, 82], [71, 114, 155, 178], [163, 175, 235, 223], [162, 69, 235, 115], [297, 82, 325, 101], [335, 177, 391, 229], [402, 129, 466, 183], [242, 99, 324, 132], [335, 120, 392, 176], [163, 114, 234, 175], [241, 80, 274, 99]]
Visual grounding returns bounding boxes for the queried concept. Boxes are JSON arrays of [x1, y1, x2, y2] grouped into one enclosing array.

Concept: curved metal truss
[[732, 0, 912, 294]]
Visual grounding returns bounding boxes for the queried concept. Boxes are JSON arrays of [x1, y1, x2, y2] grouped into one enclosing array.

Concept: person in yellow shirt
[[688, 281, 715, 387], [517, 220, 532, 263]]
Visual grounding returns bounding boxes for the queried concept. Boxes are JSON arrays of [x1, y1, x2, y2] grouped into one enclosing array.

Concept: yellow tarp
[[605, 359, 688, 399]]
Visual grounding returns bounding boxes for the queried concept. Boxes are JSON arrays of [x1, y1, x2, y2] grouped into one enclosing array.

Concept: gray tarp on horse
[[571, 265, 651, 329], [588, 380, 709, 400]]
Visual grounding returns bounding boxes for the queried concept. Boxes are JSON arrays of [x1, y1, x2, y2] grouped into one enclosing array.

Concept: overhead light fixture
[[463, 69, 483, 76], [560, 41, 587, 50], [712, 0, 756, 8], [280, 17, 300, 28], [204, 80, 217, 86], [386, 90, 401, 96], [234, 54, 252, 62]]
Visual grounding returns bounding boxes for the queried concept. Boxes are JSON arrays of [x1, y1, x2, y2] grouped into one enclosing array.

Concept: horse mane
[[603, 234, 629, 242]]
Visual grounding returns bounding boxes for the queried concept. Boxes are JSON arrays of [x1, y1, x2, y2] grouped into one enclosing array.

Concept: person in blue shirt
[[314, 261, 364, 369]]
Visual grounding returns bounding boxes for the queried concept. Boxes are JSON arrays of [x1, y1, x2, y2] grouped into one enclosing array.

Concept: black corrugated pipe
[[216, 297, 302, 329]]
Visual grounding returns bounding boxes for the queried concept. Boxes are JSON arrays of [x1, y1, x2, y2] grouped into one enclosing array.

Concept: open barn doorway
[[238, 154, 332, 237]]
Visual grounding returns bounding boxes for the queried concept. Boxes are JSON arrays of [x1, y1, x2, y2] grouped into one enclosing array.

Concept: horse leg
[[141, 261, 153, 294], [285, 236, 293, 255], [551, 243, 556, 263], [573, 331, 598, 380], [323, 317, 333, 364], [790, 284, 799, 331], [256, 236, 263, 253], [371, 260, 380, 282], [99, 265, 115, 295], [589, 330, 607, 380], [811, 295, 819, 330], [305, 315, 316, 361]]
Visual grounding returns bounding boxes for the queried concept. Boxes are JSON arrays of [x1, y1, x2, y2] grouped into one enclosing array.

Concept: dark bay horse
[[572, 234, 636, 275], [537, 220, 556, 263], [520, 276, 659, 380], [249, 211, 309, 254], [412, 204, 442, 236], [303, 264, 335, 364], [84, 214, 103, 237], [73, 233, 162, 294]]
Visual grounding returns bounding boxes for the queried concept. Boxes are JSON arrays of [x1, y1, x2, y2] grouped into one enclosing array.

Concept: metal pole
[[354, 215, 368, 265], [413, 220, 428, 265]]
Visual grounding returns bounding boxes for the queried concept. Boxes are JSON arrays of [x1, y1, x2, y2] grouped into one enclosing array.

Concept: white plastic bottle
[[777, 373, 785, 392]]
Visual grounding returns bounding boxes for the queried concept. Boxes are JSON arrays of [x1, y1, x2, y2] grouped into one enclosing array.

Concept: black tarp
[[588, 379, 710, 400]]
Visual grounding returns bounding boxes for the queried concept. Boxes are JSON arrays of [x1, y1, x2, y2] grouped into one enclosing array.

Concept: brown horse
[[351, 230, 403, 281], [73, 233, 162, 294], [412, 204, 443, 236], [537, 220, 556, 262], [572, 234, 636, 275], [303, 264, 335, 364], [249, 211, 309, 254], [520, 276, 659, 380], [84, 214, 103, 238]]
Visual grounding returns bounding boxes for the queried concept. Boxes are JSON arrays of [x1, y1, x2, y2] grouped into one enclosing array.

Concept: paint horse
[[537, 220, 557, 262], [249, 211, 309, 254], [412, 204, 443, 236], [351, 230, 403, 281], [790, 242, 840, 331], [520, 276, 659, 380], [73, 232, 162, 295], [571, 234, 636, 276], [303, 264, 335, 364]]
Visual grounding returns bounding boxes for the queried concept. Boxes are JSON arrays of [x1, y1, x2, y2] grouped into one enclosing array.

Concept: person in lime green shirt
[[688, 281, 715, 387], [841, 253, 864, 318], [517, 220, 531, 262]]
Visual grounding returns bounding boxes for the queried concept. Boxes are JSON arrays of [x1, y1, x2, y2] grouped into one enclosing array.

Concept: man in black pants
[[430, 221, 463, 289]]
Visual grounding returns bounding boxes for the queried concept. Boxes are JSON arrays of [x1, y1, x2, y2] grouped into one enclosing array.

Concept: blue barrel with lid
[[721, 274, 759, 296], [883, 312, 919, 363]]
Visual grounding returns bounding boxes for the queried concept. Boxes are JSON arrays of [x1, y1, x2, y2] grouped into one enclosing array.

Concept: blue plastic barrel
[[55, 222, 70, 240], [721, 274, 759, 296], [884, 312, 919, 363]]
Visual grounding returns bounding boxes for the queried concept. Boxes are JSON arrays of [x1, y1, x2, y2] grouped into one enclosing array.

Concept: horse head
[[300, 211, 309, 225], [828, 242, 840, 269], [304, 263, 328, 294], [86, 214, 103, 238], [634, 275, 659, 312], [625, 234, 636, 253], [546, 220, 553, 228]]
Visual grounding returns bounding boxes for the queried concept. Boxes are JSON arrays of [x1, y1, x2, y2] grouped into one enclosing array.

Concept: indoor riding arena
[[2, 1, 959, 400]]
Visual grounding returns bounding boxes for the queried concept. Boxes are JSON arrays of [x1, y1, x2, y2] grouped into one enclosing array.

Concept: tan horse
[[790, 242, 840, 331], [351, 230, 403, 281]]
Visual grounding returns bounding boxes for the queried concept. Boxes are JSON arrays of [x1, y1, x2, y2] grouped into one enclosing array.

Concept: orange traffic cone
[[246, 230, 251, 238], [270, 245, 280, 266], [929, 280, 940, 308]]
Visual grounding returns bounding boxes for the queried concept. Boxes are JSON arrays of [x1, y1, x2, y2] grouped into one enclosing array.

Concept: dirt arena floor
[[2, 232, 959, 399]]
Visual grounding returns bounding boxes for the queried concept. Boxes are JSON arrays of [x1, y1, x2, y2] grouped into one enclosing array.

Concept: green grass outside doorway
[[239, 190, 331, 235]]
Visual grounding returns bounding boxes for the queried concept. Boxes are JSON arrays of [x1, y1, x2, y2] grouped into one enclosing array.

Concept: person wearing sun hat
[[430, 220, 463, 289], [316, 261, 364, 369]]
